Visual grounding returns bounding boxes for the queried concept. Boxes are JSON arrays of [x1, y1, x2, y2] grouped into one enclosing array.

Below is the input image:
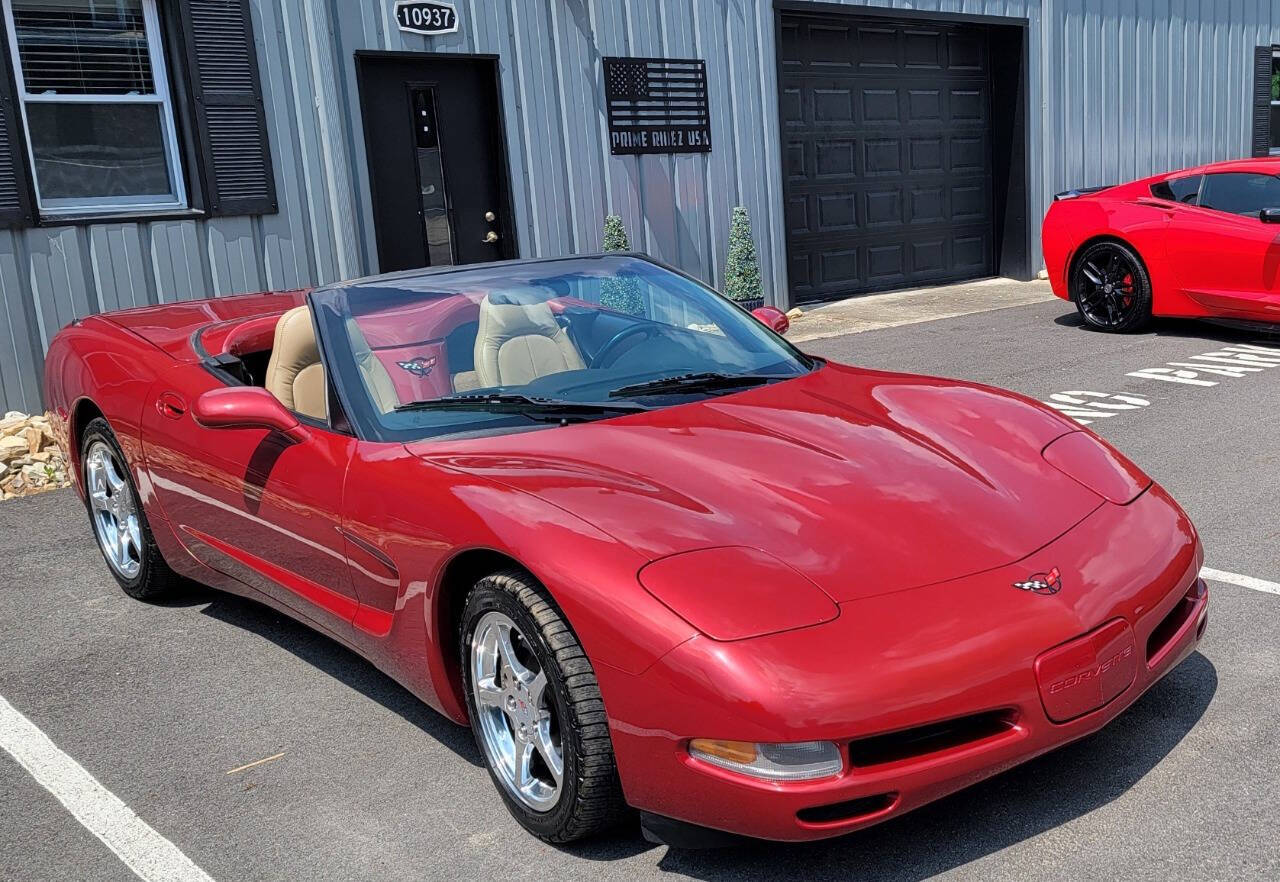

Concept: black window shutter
[[0, 29, 33, 227], [1252, 45, 1274, 158], [178, 0, 277, 216]]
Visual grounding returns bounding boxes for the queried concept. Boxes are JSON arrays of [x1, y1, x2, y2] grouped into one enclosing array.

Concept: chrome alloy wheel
[[85, 440, 142, 580], [470, 610, 564, 812]]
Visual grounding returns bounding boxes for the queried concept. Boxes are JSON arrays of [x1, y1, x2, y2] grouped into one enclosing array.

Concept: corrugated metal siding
[[0, 0, 1277, 412]]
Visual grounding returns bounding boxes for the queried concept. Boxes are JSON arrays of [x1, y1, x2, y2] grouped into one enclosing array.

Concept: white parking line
[[0, 694, 214, 882], [1201, 567, 1280, 597]]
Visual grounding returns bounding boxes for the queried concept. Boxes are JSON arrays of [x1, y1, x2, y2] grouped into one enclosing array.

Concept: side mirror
[[191, 386, 310, 442], [1261, 208, 1280, 224], [751, 305, 790, 335]]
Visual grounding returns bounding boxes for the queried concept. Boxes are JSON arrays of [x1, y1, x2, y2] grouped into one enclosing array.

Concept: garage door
[[779, 14, 995, 303]]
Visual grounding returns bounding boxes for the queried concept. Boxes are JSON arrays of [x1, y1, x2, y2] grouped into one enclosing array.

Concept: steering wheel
[[591, 323, 662, 368]]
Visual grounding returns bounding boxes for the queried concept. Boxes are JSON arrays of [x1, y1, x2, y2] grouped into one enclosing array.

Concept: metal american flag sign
[[603, 57, 712, 155]]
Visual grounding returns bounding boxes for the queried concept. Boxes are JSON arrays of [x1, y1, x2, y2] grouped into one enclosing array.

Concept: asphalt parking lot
[[2, 292, 1278, 881]]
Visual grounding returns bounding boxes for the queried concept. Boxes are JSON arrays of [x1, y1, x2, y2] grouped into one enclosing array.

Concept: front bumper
[[598, 484, 1205, 842]]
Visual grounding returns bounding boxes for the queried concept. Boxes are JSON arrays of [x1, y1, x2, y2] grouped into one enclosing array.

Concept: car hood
[[408, 363, 1103, 603]]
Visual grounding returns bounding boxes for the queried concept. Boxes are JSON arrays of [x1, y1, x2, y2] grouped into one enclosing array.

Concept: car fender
[[1045, 196, 1207, 318], [43, 317, 170, 504], [340, 444, 700, 724]]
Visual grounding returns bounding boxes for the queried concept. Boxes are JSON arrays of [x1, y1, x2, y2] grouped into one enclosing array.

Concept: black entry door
[[356, 54, 515, 272], [779, 15, 995, 303]]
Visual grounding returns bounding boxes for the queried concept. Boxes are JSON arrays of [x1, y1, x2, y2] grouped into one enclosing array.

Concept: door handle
[[482, 231, 500, 244], [156, 391, 186, 419]]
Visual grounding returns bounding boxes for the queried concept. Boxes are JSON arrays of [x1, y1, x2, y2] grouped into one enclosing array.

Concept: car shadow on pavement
[[174, 572, 1216, 874], [575, 651, 1217, 878], [197, 589, 483, 767], [1053, 309, 1280, 343]]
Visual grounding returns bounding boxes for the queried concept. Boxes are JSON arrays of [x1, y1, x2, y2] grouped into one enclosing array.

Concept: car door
[[1164, 171, 1280, 318], [141, 359, 361, 635]]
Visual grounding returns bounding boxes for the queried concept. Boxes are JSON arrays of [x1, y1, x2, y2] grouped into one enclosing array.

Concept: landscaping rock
[[0, 411, 70, 499], [0, 436, 27, 461]]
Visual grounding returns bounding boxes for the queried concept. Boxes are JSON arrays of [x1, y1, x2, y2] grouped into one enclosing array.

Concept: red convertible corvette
[[1043, 157, 1280, 331], [45, 254, 1207, 845]]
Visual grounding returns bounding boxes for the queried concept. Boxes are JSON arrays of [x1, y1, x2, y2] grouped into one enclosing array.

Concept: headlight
[[1041, 430, 1151, 504], [688, 739, 843, 781]]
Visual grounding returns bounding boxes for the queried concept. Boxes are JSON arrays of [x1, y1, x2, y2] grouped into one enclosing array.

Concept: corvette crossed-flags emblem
[[1013, 567, 1063, 595]]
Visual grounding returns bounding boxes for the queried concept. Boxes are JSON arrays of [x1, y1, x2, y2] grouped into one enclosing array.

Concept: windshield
[[310, 254, 813, 441]]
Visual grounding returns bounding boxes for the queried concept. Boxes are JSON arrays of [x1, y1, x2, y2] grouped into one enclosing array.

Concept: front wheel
[[1070, 240, 1153, 332], [460, 570, 626, 842], [81, 417, 181, 601]]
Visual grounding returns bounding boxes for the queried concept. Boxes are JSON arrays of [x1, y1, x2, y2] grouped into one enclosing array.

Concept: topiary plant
[[602, 213, 630, 252], [724, 206, 762, 303], [600, 214, 644, 315]]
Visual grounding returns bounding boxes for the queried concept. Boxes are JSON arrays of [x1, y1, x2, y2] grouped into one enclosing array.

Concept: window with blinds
[[1, 0, 185, 212], [13, 1, 154, 94]]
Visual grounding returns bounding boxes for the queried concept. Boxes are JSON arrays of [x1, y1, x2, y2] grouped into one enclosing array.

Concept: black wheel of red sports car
[[1070, 240, 1152, 332], [460, 569, 627, 843], [80, 417, 181, 601]]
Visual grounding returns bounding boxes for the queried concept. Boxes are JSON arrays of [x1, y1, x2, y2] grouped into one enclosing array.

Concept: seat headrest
[[477, 294, 562, 341], [485, 284, 555, 307]]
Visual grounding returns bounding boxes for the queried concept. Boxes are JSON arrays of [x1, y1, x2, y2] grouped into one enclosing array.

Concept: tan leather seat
[[345, 318, 399, 413], [265, 305, 326, 420], [451, 370, 481, 393], [473, 293, 585, 387]]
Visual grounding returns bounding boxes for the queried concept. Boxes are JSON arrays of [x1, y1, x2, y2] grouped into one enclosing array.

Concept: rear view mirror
[[1260, 208, 1280, 223], [191, 387, 310, 442], [750, 305, 790, 335]]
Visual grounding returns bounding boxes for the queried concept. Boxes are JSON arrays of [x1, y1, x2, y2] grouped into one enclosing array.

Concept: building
[[0, 0, 1276, 413]]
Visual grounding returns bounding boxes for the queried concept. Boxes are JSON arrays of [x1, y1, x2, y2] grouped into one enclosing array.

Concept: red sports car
[[1043, 157, 1280, 331], [44, 254, 1207, 845]]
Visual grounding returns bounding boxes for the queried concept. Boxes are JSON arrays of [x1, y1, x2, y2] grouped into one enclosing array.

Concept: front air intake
[[796, 793, 896, 825], [1147, 578, 1208, 665], [846, 710, 1017, 768]]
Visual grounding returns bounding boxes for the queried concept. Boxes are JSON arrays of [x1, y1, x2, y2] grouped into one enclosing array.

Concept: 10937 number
[[394, 1, 458, 36]]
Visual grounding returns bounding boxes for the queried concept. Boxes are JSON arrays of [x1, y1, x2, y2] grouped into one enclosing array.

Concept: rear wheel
[[460, 569, 626, 842], [81, 418, 181, 601], [1070, 240, 1153, 332]]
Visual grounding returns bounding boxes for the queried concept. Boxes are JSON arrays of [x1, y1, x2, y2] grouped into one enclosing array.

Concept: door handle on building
[[482, 231, 499, 244]]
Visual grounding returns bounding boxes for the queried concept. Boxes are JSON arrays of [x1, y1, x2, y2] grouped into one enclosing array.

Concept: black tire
[[1070, 240, 1153, 332], [80, 417, 182, 601], [459, 569, 627, 842]]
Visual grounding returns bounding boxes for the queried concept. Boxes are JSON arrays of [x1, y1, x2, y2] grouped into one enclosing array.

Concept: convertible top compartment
[[100, 289, 309, 361]]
